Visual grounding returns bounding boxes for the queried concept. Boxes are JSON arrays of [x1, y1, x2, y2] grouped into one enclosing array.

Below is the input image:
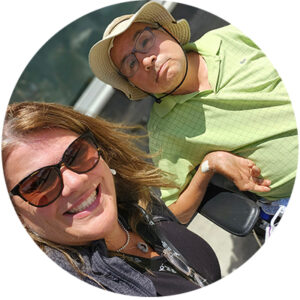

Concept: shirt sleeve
[[148, 114, 200, 206]]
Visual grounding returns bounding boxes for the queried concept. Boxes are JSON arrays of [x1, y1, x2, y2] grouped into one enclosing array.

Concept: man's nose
[[140, 54, 156, 71], [60, 168, 88, 197]]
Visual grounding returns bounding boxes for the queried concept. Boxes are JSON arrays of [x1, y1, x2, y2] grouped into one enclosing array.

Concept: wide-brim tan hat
[[89, 1, 191, 100]]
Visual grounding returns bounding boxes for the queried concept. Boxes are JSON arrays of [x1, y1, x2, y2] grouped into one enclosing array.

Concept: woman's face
[[4, 128, 118, 246]]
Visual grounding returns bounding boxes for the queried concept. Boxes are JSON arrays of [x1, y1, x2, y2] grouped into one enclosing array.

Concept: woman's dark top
[[124, 220, 221, 296], [45, 204, 221, 296]]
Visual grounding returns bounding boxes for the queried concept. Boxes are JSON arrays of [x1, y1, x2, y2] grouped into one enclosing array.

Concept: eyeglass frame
[[116, 22, 188, 104], [118, 23, 162, 79], [9, 131, 102, 208]]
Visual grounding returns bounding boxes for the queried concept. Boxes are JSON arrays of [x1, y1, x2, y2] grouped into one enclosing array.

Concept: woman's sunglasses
[[10, 131, 101, 208]]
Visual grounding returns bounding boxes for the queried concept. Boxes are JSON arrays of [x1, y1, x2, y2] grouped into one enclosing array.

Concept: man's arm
[[168, 151, 271, 224], [168, 163, 213, 224]]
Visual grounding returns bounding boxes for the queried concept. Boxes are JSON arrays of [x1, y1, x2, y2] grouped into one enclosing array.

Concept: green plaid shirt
[[148, 25, 298, 206]]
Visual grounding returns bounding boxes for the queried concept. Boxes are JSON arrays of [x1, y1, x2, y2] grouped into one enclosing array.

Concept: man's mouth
[[156, 59, 170, 82]]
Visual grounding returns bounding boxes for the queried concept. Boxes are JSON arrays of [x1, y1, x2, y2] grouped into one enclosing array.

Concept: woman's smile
[[64, 184, 101, 219]]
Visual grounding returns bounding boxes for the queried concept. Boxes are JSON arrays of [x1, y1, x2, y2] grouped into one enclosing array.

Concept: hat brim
[[89, 1, 191, 100]]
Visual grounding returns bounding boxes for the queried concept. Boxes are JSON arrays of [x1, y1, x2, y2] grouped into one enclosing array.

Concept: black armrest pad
[[199, 192, 260, 236]]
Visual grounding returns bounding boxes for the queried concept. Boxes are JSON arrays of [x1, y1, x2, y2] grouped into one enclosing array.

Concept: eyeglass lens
[[13, 133, 100, 207], [19, 167, 62, 207], [63, 135, 100, 173], [120, 28, 155, 78]]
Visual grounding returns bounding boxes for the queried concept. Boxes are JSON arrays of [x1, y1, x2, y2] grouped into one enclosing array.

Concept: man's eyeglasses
[[10, 131, 101, 208], [119, 26, 158, 78]]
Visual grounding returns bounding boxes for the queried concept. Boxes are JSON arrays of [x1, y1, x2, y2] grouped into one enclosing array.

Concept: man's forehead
[[127, 22, 152, 39], [113, 22, 147, 47], [110, 21, 154, 64]]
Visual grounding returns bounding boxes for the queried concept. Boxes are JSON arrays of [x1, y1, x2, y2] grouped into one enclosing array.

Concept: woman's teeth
[[68, 191, 97, 214]]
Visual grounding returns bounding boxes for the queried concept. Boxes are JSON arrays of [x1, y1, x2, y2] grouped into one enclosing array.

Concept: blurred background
[[9, 0, 228, 125]]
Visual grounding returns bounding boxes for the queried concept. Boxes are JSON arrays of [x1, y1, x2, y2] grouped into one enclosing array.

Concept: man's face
[[110, 22, 186, 95]]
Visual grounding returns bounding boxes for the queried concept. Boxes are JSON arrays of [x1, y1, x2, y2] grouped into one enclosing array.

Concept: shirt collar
[[153, 92, 200, 117], [185, 33, 222, 57]]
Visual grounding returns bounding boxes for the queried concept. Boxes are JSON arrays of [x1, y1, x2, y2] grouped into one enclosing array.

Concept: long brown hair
[[2, 101, 176, 287], [3, 102, 174, 212]]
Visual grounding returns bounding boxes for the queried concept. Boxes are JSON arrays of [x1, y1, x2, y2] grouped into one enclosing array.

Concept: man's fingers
[[253, 184, 271, 192], [251, 165, 261, 177], [253, 177, 271, 186], [250, 177, 272, 192]]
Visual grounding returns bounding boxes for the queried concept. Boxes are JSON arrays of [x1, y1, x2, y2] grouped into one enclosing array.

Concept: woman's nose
[[60, 168, 87, 197], [141, 54, 156, 71]]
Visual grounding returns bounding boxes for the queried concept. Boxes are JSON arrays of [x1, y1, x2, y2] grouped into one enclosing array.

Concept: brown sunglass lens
[[19, 167, 62, 207], [64, 136, 99, 173]]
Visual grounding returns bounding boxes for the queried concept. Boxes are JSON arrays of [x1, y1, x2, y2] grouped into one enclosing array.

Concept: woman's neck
[[105, 220, 159, 258], [104, 220, 126, 251]]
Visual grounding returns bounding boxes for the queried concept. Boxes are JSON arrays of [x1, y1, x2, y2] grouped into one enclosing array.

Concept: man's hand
[[169, 151, 271, 224], [204, 151, 271, 193]]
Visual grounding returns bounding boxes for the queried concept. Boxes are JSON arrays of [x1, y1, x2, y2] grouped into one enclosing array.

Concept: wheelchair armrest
[[198, 191, 260, 236]]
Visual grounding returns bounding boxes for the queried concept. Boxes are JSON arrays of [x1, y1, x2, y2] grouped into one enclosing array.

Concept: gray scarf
[[45, 239, 156, 296]]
